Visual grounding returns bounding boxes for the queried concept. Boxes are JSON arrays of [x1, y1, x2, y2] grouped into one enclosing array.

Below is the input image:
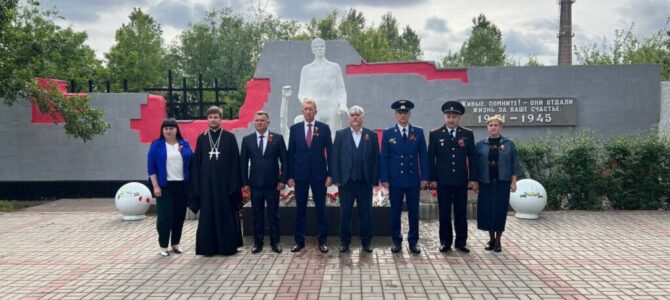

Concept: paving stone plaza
[[1, 199, 669, 299]]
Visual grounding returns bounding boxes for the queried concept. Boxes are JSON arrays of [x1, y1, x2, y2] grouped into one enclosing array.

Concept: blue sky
[[44, 0, 670, 65]]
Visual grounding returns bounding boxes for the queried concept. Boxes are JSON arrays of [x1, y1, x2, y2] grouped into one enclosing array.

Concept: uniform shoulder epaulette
[[460, 126, 473, 132], [413, 125, 423, 130], [385, 126, 395, 131], [431, 127, 441, 132]]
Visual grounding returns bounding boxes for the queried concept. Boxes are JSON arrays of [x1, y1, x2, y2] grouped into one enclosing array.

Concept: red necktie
[[306, 123, 313, 148]]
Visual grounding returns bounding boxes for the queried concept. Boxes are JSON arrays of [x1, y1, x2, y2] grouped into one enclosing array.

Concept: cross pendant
[[209, 149, 220, 160]]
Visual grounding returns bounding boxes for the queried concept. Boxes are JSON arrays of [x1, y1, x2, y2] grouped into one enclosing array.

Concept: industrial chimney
[[558, 0, 575, 65]]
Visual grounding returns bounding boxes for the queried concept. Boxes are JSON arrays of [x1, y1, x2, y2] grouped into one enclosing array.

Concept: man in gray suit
[[331, 105, 379, 253]]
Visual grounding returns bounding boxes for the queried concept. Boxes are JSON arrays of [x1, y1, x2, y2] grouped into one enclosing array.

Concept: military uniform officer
[[380, 100, 429, 254], [428, 101, 478, 253]]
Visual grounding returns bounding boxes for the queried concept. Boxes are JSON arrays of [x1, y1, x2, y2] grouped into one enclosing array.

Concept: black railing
[[144, 71, 239, 120], [67, 70, 240, 119]]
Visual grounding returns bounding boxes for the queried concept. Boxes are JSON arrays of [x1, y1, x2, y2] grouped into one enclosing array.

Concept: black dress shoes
[[409, 245, 421, 254], [493, 241, 502, 253], [485, 240, 495, 251], [455, 245, 470, 253], [290, 244, 304, 252], [271, 244, 282, 253], [251, 245, 262, 254], [319, 244, 329, 253], [339, 245, 349, 253], [391, 244, 402, 253], [439, 245, 451, 252], [362, 245, 373, 253]]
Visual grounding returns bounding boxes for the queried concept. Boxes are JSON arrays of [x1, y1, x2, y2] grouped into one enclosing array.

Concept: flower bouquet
[[326, 191, 340, 206], [279, 187, 296, 207], [372, 186, 390, 207], [419, 188, 438, 204]]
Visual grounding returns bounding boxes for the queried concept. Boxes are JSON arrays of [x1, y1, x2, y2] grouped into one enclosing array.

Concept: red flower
[[242, 189, 251, 200], [280, 190, 294, 201], [327, 192, 339, 201]]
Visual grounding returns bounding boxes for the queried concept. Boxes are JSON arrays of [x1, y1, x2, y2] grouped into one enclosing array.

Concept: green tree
[[379, 13, 401, 51], [168, 8, 301, 116], [525, 55, 544, 66], [350, 28, 394, 62], [378, 13, 423, 61], [400, 26, 422, 60], [503, 54, 544, 66], [0, 0, 107, 141], [442, 14, 506, 67], [338, 8, 365, 40], [105, 8, 166, 92], [574, 20, 670, 80], [303, 10, 422, 62], [307, 10, 339, 40], [442, 50, 463, 67]]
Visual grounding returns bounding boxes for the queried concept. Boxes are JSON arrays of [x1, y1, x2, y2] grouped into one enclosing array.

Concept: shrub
[[554, 131, 606, 210], [0, 200, 15, 212], [517, 130, 670, 211], [603, 133, 670, 209], [517, 136, 564, 210]]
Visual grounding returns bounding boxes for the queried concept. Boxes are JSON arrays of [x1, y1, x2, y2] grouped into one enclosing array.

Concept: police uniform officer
[[380, 100, 429, 254], [428, 101, 478, 253]]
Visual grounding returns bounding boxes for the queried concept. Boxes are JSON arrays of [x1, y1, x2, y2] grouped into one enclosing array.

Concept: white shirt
[[397, 124, 409, 136], [351, 128, 362, 148], [304, 121, 315, 138], [446, 126, 457, 138], [256, 131, 268, 155], [165, 142, 184, 181]]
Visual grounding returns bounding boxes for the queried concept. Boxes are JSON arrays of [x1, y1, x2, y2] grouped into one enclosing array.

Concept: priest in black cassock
[[189, 106, 243, 256]]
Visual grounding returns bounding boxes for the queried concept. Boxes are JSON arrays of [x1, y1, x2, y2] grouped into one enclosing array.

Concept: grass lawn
[[0, 200, 52, 212]]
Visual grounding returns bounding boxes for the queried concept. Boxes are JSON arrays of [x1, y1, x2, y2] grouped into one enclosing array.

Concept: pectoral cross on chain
[[209, 148, 220, 160]]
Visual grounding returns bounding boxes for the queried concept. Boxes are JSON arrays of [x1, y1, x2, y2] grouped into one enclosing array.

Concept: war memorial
[[0, 33, 669, 297]]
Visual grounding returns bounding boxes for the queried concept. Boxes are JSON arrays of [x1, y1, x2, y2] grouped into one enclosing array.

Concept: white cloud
[[41, 0, 670, 66]]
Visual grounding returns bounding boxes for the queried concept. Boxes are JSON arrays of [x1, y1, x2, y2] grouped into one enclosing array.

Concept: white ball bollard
[[509, 179, 547, 220], [115, 182, 152, 220]]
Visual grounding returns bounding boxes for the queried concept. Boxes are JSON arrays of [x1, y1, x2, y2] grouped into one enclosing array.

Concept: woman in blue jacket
[[148, 118, 193, 257], [475, 115, 520, 253]]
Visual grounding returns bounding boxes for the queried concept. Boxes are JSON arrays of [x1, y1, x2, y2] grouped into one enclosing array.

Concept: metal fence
[[67, 70, 241, 119]]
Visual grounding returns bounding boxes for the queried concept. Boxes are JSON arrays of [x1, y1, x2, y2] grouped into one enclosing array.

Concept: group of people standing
[[146, 99, 520, 257]]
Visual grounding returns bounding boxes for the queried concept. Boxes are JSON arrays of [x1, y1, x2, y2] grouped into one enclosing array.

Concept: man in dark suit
[[380, 100, 429, 254], [428, 101, 479, 253], [331, 105, 379, 253], [287, 99, 333, 253], [241, 111, 287, 254]]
